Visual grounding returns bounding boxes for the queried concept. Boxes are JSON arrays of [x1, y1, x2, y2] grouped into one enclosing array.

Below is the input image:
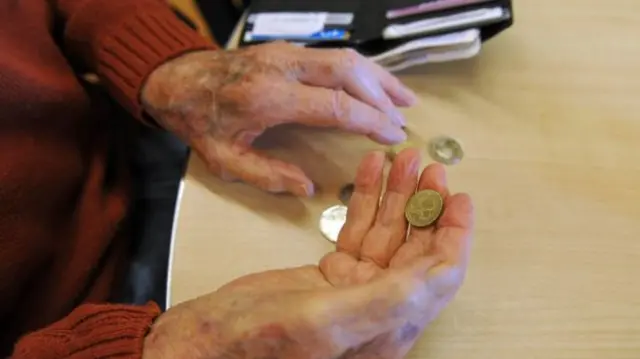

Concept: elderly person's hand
[[141, 42, 417, 196], [141, 148, 474, 359]]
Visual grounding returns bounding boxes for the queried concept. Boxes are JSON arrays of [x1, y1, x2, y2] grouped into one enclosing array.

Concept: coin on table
[[319, 205, 348, 243], [405, 189, 443, 227], [338, 183, 355, 205], [428, 136, 464, 165]]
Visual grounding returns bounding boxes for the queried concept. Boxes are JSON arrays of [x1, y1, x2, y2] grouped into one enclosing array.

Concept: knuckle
[[330, 90, 351, 123], [308, 48, 361, 80], [330, 90, 344, 120], [338, 48, 360, 70]]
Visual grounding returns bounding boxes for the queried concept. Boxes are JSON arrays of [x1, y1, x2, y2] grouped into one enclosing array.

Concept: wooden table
[[168, 1, 640, 358]]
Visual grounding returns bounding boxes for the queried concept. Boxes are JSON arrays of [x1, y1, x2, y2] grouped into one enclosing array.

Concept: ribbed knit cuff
[[12, 302, 161, 359], [93, 6, 217, 124]]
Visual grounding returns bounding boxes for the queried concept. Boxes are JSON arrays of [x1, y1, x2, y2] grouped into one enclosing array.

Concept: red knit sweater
[[0, 1, 215, 358]]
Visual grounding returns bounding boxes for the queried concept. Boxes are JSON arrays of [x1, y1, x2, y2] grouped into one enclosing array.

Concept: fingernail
[[389, 107, 407, 127], [387, 126, 408, 143], [302, 183, 315, 197], [288, 181, 314, 197], [312, 181, 322, 194]]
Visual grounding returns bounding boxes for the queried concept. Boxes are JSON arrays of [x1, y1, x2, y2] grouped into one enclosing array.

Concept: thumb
[[215, 142, 315, 197]]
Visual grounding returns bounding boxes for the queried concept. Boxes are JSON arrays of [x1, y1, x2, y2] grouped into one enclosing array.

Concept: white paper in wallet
[[371, 28, 481, 72]]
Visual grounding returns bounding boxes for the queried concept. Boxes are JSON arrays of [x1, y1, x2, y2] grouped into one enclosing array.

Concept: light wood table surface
[[168, 1, 640, 358]]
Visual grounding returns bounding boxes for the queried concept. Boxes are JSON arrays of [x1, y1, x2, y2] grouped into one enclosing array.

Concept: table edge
[[165, 11, 247, 309], [165, 176, 186, 309]]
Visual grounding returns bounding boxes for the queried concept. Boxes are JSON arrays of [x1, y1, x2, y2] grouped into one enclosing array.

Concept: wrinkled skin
[[141, 42, 418, 196], [142, 149, 474, 359]]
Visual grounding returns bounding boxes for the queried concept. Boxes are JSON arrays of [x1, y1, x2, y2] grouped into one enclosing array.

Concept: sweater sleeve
[[10, 302, 160, 359], [51, 0, 218, 123]]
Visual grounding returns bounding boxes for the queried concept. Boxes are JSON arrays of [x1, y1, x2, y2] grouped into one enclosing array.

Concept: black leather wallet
[[238, 0, 513, 56]]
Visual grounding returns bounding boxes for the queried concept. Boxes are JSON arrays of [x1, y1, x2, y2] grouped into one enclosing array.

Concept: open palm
[[143, 148, 474, 359]]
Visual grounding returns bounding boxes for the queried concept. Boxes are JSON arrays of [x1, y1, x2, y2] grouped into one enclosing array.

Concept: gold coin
[[405, 190, 443, 227]]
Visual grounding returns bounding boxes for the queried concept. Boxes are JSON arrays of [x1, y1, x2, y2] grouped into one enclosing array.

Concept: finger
[[292, 48, 413, 126], [418, 162, 450, 198], [370, 61, 419, 107], [205, 141, 314, 197], [431, 193, 474, 267], [389, 163, 449, 266], [360, 148, 420, 268], [337, 151, 385, 257], [271, 84, 407, 145], [417, 195, 474, 305]]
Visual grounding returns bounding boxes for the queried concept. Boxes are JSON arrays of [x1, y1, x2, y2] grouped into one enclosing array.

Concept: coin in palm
[[405, 190, 443, 227]]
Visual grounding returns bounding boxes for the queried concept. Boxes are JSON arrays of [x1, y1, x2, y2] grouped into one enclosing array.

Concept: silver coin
[[319, 205, 348, 243], [428, 136, 464, 165]]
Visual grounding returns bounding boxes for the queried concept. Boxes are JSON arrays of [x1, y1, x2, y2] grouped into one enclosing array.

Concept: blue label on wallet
[[246, 29, 349, 42]]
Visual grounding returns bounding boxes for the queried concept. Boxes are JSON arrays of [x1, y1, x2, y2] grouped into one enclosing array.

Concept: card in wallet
[[240, 0, 361, 47]]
